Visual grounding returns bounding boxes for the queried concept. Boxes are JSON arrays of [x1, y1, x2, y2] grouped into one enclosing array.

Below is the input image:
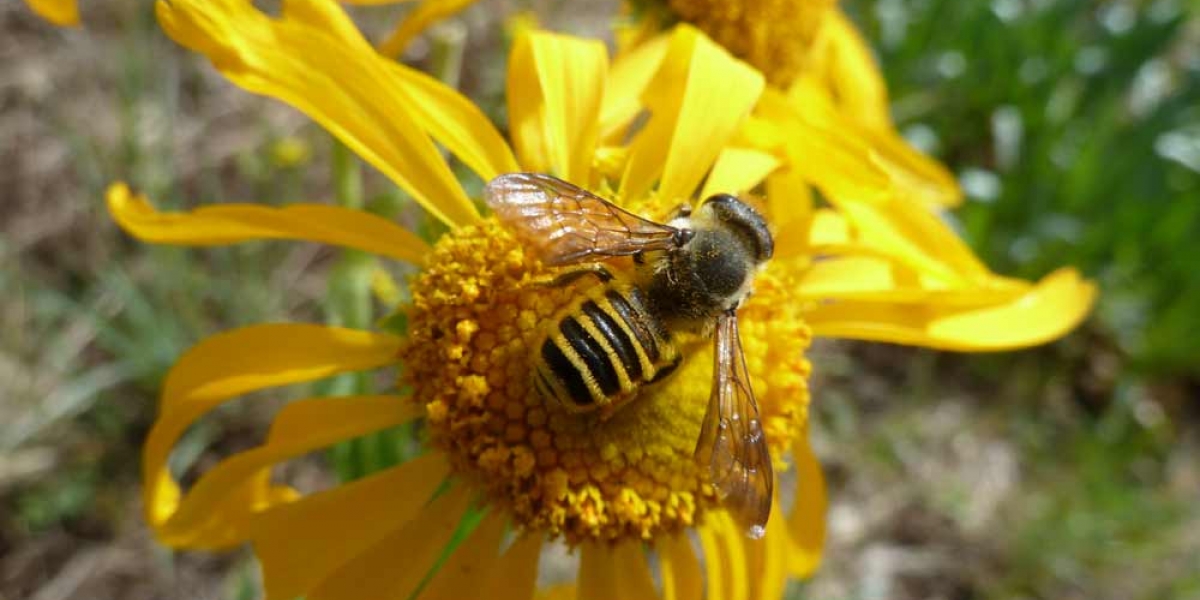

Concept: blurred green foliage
[[851, 0, 1200, 376]]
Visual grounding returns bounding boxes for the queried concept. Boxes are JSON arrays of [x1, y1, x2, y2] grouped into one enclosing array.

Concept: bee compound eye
[[700, 195, 773, 263]]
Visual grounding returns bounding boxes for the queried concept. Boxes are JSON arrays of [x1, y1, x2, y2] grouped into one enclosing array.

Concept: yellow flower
[[23, 0, 80, 26], [112, 0, 830, 596], [631, 0, 963, 209], [110, 1, 1095, 598]]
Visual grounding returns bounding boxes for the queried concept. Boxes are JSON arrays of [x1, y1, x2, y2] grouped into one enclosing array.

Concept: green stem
[[326, 138, 383, 480], [429, 22, 467, 92]]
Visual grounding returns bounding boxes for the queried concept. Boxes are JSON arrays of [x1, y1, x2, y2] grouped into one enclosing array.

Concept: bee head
[[697, 194, 774, 264]]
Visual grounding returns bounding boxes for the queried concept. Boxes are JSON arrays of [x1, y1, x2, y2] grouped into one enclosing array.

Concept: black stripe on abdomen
[[541, 339, 594, 405], [605, 290, 660, 362], [581, 300, 642, 382], [560, 317, 620, 396]]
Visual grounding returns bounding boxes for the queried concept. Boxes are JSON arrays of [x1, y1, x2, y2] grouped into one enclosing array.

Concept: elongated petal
[[750, 90, 891, 206], [741, 500, 789, 600], [700, 148, 780, 200], [786, 74, 961, 209], [417, 510, 507, 600], [154, 396, 421, 549], [767, 169, 816, 259], [508, 31, 608, 183], [386, 64, 520, 184], [600, 33, 670, 144], [660, 534, 702, 600], [621, 25, 764, 203], [790, 7, 963, 208], [805, 268, 1097, 351], [486, 534, 542, 600], [310, 484, 472, 600], [24, 0, 79, 26], [796, 255, 1028, 307], [811, 8, 890, 130], [156, 0, 478, 227], [761, 506, 792, 598], [829, 191, 991, 285], [254, 453, 448, 600], [144, 324, 402, 543], [576, 543, 619, 600], [697, 513, 748, 600], [538, 585, 577, 600], [866, 125, 962, 209], [612, 543, 658, 600], [787, 438, 827, 578], [107, 183, 430, 264], [377, 0, 476, 57]]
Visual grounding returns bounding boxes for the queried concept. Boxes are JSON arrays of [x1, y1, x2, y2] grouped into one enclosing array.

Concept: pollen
[[664, 0, 837, 87], [399, 217, 812, 545]]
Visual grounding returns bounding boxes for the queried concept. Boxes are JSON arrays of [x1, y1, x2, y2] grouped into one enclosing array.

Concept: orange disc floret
[[399, 217, 812, 545]]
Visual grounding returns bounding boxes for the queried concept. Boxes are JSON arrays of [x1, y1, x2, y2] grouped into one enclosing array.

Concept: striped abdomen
[[535, 286, 681, 414]]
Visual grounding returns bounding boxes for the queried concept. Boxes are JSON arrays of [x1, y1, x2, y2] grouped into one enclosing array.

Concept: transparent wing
[[694, 310, 774, 539], [485, 172, 684, 266]]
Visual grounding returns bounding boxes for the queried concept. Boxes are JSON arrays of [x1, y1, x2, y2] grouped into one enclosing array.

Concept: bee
[[485, 172, 775, 538]]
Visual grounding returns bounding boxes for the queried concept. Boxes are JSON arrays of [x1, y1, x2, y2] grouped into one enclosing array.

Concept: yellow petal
[[767, 169, 816, 260], [741, 499, 790, 600], [576, 543, 619, 600], [796, 255, 1029, 307], [600, 33, 670, 144], [611, 543, 658, 600], [144, 324, 401, 541], [156, 0, 478, 227], [805, 268, 1097, 351], [787, 438, 827, 578], [310, 484, 472, 600], [700, 147, 780, 200], [867, 125, 963, 209], [537, 585, 577, 600], [831, 192, 990, 285], [659, 534, 702, 600], [154, 395, 422, 549], [386, 64, 520, 185], [417, 510, 507, 600], [761, 506, 792, 599], [507, 31, 609, 183], [486, 534, 542, 600], [697, 512, 748, 600], [763, 166, 814, 230], [377, 0, 477, 57], [787, 72, 961, 210], [24, 0, 79, 26], [621, 25, 764, 203], [811, 8, 890, 130], [254, 453, 449, 600], [751, 90, 891, 206], [107, 183, 430, 264]]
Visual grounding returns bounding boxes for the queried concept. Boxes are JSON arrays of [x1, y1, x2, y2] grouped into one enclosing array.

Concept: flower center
[[658, 0, 837, 87], [400, 213, 812, 544]]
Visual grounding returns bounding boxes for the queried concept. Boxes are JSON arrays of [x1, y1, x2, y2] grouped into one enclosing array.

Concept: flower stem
[[325, 138, 389, 480]]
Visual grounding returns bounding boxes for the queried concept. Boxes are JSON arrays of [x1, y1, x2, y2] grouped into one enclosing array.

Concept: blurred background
[[1, 0, 1198, 598]]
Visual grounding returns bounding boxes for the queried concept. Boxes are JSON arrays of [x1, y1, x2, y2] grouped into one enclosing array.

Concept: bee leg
[[536, 265, 614, 288]]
